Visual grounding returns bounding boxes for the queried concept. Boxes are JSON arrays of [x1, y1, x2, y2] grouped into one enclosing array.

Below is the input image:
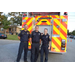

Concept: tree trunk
[[5, 29, 6, 35]]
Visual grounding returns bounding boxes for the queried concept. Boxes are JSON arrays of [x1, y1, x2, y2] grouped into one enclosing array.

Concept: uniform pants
[[31, 43, 40, 62], [16, 42, 28, 62], [40, 45, 49, 62]]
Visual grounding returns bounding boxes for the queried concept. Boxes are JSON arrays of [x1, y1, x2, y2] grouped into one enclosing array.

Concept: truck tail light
[[2, 35, 4, 36], [61, 39, 65, 50]]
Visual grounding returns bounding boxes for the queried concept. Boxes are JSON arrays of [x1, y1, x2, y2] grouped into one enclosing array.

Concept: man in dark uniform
[[40, 28, 51, 62], [16, 24, 30, 62], [30, 26, 41, 62]]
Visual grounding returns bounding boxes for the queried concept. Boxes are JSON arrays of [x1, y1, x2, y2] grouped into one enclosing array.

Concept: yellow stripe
[[37, 19, 51, 25], [35, 16, 41, 21], [24, 17, 28, 20], [55, 15, 60, 18], [41, 19, 50, 25], [27, 18, 33, 25], [64, 47, 66, 52], [60, 16, 67, 24], [28, 42, 31, 45], [52, 42, 60, 52], [22, 17, 28, 25], [53, 25, 66, 40], [22, 22, 24, 24], [54, 19, 67, 34], [36, 20, 42, 25], [50, 16, 53, 19], [60, 33, 67, 42], [28, 25, 33, 31], [54, 26, 66, 40], [53, 25, 59, 34], [53, 37, 61, 46], [46, 19, 50, 25], [47, 15, 50, 17]]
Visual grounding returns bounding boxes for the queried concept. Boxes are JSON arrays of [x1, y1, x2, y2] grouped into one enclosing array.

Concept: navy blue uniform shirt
[[30, 30, 41, 43], [41, 34, 51, 45], [18, 30, 30, 42]]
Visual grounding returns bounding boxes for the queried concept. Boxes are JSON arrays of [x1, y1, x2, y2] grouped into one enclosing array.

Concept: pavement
[[0, 38, 75, 62]]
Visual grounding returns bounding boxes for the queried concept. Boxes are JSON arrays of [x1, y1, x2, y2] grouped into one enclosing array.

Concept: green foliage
[[68, 30, 75, 35], [72, 30, 75, 35], [8, 12, 23, 25], [2, 16, 10, 29], [67, 29, 69, 35], [0, 12, 4, 25], [7, 35, 19, 40], [14, 16, 22, 25]]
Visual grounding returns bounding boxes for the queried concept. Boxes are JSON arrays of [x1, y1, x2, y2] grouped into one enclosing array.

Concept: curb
[[0, 39, 20, 41]]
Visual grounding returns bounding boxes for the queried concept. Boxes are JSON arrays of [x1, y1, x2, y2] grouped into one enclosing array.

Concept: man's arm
[[18, 31, 22, 40], [48, 35, 51, 50], [39, 33, 43, 45], [30, 38, 32, 44], [48, 41, 51, 50], [30, 32, 33, 44], [40, 39, 41, 45], [18, 36, 20, 40]]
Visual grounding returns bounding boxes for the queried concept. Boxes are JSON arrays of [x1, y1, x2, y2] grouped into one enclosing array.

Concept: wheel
[[3, 37, 6, 39]]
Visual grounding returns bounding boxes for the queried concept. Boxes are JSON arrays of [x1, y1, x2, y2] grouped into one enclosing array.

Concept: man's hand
[[18, 36, 20, 40], [40, 39, 41, 45], [48, 41, 51, 50], [30, 38, 32, 45], [48, 46, 50, 50]]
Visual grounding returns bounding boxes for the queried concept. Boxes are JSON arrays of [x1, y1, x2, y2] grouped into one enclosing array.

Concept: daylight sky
[[4, 12, 75, 32]]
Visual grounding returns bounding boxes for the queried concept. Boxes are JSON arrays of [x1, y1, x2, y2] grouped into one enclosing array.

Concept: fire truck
[[22, 12, 68, 53]]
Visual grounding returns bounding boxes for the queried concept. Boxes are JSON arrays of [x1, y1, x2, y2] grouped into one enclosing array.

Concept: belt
[[32, 42, 39, 43], [21, 41, 28, 43], [42, 44, 48, 45]]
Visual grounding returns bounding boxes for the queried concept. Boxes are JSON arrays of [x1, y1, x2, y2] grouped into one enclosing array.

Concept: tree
[[14, 16, 22, 25], [0, 12, 4, 26], [72, 30, 75, 35], [9, 17, 15, 25], [2, 16, 10, 34], [8, 12, 23, 17], [67, 29, 69, 35], [8, 12, 23, 25]]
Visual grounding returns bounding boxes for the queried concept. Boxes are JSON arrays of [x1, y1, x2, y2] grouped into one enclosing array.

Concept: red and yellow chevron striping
[[35, 15, 51, 25], [51, 15, 68, 53], [53, 19, 60, 35]]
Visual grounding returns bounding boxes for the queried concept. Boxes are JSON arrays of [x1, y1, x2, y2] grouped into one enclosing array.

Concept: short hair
[[35, 25, 39, 28], [23, 24, 27, 28], [44, 28, 48, 31]]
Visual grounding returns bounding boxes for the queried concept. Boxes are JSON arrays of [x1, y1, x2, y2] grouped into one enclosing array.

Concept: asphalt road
[[0, 38, 75, 62]]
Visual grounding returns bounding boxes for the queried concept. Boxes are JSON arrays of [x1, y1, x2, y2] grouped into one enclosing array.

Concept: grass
[[7, 35, 19, 40]]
